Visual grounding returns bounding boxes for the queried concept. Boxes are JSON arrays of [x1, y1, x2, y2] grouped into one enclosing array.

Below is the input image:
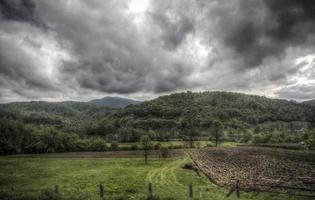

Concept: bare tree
[[212, 120, 224, 147], [141, 135, 151, 164]]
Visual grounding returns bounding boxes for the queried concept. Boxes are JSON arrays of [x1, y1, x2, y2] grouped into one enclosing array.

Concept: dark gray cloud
[[243, 0, 314, 67], [0, 0, 36, 21], [0, 34, 56, 90], [0, 0, 45, 27], [198, 0, 315, 69], [148, 0, 195, 50], [34, 0, 192, 94], [0, 0, 315, 102]]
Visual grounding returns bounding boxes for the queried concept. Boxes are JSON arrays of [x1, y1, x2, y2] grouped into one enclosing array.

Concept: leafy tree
[[252, 133, 269, 144], [90, 138, 108, 151], [240, 129, 253, 143], [303, 130, 315, 149]]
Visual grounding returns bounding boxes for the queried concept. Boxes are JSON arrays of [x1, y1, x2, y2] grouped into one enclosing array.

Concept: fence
[[225, 179, 315, 198], [7, 182, 197, 200], [5, 180, 315, 199]]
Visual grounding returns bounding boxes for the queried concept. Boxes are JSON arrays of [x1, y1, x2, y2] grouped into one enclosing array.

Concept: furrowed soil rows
[[188, 147, 315, 193]]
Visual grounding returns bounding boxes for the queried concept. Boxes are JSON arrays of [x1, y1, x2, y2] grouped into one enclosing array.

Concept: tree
[[241, 129, 253, 143], [252, 133, 266, 144], [181, 122, 197, 148], [141, 135, 152, 164], [181, 112, 198, 148], [212, 120, 224, 147], [159, 146, 169, 158]]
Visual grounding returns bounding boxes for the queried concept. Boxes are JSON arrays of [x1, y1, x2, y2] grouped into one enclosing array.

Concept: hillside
[[114, 91, 315, 123], [92, 91, 315, 141], [88, 96, 141, 108], [1, 92, 315, 133], [1, 91, 315, 154], [303, 100, 315, 106], [0, 101, 117, 154], [0, 101, 114, 120]]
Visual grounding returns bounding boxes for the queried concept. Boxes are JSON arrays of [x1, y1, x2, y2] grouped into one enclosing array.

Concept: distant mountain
[[88, 96, 142, 108], [0, 101, 114, 121]]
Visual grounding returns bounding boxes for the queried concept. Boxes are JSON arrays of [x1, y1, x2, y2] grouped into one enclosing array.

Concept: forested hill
[[88, 96, 141, 108], [1, 92, 315, 129], [0, 101, 115, 121], [0, 101, 118, 154], [1, 91, 315, 154], [304, 100, 315, 106], [108, 91, 315, 132]]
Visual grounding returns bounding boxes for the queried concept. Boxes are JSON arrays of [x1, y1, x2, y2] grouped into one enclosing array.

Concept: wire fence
[[226, 179, 315, 198], [3, 182, 199, 200], [5, 180, 315, 200]]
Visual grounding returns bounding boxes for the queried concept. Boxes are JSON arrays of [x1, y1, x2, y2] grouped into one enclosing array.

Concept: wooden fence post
[[226, 180, 240, 198], [54, 185, 59, 195], [99, 184, 105, 200], [189, 183, 193, 198], [236, 180, 240, 198], [148, 182, 153, 197]]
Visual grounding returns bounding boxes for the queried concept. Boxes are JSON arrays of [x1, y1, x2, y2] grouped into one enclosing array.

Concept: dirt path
[[146, 157, 188, 189]]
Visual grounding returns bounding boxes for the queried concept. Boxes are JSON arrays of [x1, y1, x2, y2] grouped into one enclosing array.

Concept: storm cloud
[[0, 0, 315, 102], [214, 0, 315, 68]]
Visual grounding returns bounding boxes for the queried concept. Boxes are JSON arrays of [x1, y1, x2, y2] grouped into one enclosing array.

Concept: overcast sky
[[0, 0, 315, 102]]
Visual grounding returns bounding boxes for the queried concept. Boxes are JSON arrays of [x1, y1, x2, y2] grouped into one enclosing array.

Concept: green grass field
[[0, 150, 308, 200]]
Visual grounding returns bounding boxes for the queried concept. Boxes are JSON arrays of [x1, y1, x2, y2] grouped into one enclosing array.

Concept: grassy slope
[[0, 153, 307, 200]]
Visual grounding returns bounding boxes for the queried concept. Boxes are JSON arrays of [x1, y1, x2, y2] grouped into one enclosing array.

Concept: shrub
[[131, 144, 139, 150], [206, 142, 214, 147], [24, 141, 48, 153], [89, 138, 108, 151], [160, 147, 169, 158], [240, 130, 252, 143], [73, 139, 89, 151], [252, 133, 268, 144], [182, 162, 194, 170], [110, 141, 119, 151], [154, 142, 161, 150]]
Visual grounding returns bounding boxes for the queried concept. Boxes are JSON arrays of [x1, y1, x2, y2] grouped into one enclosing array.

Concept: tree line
[[1, 91, 315, 155]]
